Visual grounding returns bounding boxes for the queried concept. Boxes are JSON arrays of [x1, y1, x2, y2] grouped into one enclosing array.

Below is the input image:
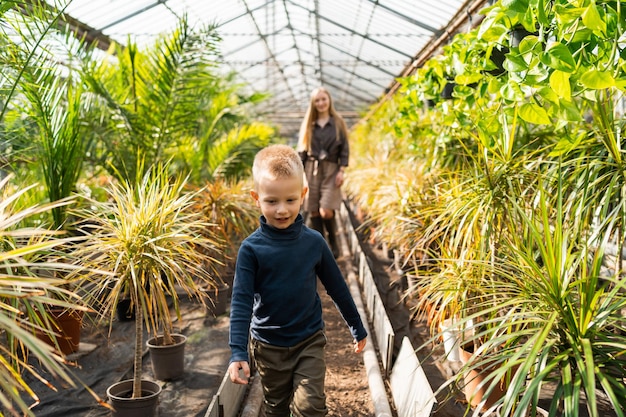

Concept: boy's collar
[[259, 214, 304, 239]]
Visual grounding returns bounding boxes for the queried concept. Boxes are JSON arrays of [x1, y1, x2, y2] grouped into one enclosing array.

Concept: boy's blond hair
[[252, 144, 304, 189]]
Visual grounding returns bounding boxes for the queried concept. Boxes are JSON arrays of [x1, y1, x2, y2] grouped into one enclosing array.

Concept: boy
[[228, 144, 367, 417]]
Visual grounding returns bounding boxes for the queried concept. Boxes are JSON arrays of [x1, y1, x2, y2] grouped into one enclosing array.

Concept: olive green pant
[[252, 330, 327, 417]]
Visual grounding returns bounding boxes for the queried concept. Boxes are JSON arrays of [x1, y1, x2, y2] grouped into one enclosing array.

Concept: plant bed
[[18, 301, 230, 416]]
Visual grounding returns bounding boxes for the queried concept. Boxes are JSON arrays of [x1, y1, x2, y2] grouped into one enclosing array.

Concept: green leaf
[[537, 86, 559, 106], [519, 102, 551, 124], [550, 70, 572, 99], [500, 80, 524, 101], [536, 0, 549, 26], [503, 53, 529, 72], [555, 5, 586, 25], [582, 3, 606, 36], [566, 28, 594, 43], [580, 69, 615, 89], [542, 43, 576, 72], [455, 73, 484, 85], [558, 100, 583, 122], [616, 77, 626, 91], [502, 0, 530, 13], [549, 130, 584, 157]]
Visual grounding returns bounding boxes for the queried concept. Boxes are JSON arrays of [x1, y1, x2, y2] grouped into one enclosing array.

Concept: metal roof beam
[[287, 0, 413, 60], [306, 32, 398, 78], [16, 0, 115, 51], [241, 0, 299, 107], [319, 76, 376, 103], [243, 57, 387, 91], [314, 0, 324, 82], [216, 0, 278, 28], [234, 45, 299, 74], [290, 27, 396, 77], [364, 0, 441, 34], [281, 0, 312, 94], [320, 60, 387, 90], [98, 1, 168, 32], [221, 24, 289, 58]]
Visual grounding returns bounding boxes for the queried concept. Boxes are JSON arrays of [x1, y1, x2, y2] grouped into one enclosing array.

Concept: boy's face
[[251, 175, 308, 229]]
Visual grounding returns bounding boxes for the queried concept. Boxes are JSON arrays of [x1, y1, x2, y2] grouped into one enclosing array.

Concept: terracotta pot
[[107, 379, 161, 417], [147, 333, 187, 381], [36, 307, 84, 355], [459, 347, 507, 410]]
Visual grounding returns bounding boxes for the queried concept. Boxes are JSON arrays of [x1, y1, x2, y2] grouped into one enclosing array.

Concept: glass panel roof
[[47, 0, 489, 138]]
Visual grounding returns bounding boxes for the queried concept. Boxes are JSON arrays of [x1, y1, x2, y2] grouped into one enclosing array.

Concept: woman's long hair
[[297, 87, 348, 153]]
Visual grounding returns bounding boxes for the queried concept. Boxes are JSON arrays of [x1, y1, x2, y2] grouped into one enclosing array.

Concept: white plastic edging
[[390, 337, 436, 417], [347, 268, 394, 417], [204, 369, 249, 417], [337, 213, 393, 417]]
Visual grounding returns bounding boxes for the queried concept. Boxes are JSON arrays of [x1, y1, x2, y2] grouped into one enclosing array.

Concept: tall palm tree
[[1, 1, 95, 229], [81, 17, 272, 185]]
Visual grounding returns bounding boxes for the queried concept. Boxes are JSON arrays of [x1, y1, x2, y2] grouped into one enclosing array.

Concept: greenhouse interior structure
[[1, 0, 626, 416]]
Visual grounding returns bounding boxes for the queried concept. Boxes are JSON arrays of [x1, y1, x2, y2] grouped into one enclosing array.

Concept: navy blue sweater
[[229, 214, 367, 363]]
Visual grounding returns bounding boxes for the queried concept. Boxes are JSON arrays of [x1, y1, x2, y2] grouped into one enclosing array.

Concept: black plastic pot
[[107, 379, 161, 417], [147, 333, 187, 381], [206, 284, 231, 316], [116, 298, 135, 322], [487, 46, 508, 76], [441, 82, 456, 99]]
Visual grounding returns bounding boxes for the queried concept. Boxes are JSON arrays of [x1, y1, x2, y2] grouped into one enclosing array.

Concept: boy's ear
[[250, 190, 260, 206], [301, 186, 309, 199]]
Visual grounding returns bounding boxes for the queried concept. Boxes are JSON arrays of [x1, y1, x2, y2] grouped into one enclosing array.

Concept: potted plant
[[74, 164, 220, 415], [0, 175, 104, 416], [451, 171, 626, 416], [1, 0, 96, 355], [191, 178, 258, 316]]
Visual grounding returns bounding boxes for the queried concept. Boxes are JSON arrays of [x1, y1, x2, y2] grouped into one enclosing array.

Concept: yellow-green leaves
[[550, 70, 572, 99], [580, 69, 615, 89], [542, 42, 576, 72], [581, 2, 606, 37], [519, 102, 550, 124]]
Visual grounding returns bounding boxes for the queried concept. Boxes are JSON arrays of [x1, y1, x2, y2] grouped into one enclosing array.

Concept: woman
[[297, 87, 349, 258]]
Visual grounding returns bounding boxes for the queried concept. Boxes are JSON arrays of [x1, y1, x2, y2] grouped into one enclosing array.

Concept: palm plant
[[18, 71, 89, 230], [0, 1, 70, 123], [0, 1, 96, 230], [81, 16, 272, 186], [0, 175, 101, 416], [80, 16, 222, 183], [73, 163, 221, 400]]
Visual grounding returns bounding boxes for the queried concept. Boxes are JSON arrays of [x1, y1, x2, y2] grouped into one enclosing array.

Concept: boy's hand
[[228, 360, 250, 385], [353, 337, 367, 353]]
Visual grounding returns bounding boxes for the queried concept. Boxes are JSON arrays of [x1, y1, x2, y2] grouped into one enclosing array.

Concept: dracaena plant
[[448, 167, 626, 417], [190, 178, 258, 276], [0, 175, 101, 416], [72, 163, 221, 399]]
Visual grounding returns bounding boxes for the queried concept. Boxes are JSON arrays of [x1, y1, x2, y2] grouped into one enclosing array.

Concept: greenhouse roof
[[45, 0, 490, 138]]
